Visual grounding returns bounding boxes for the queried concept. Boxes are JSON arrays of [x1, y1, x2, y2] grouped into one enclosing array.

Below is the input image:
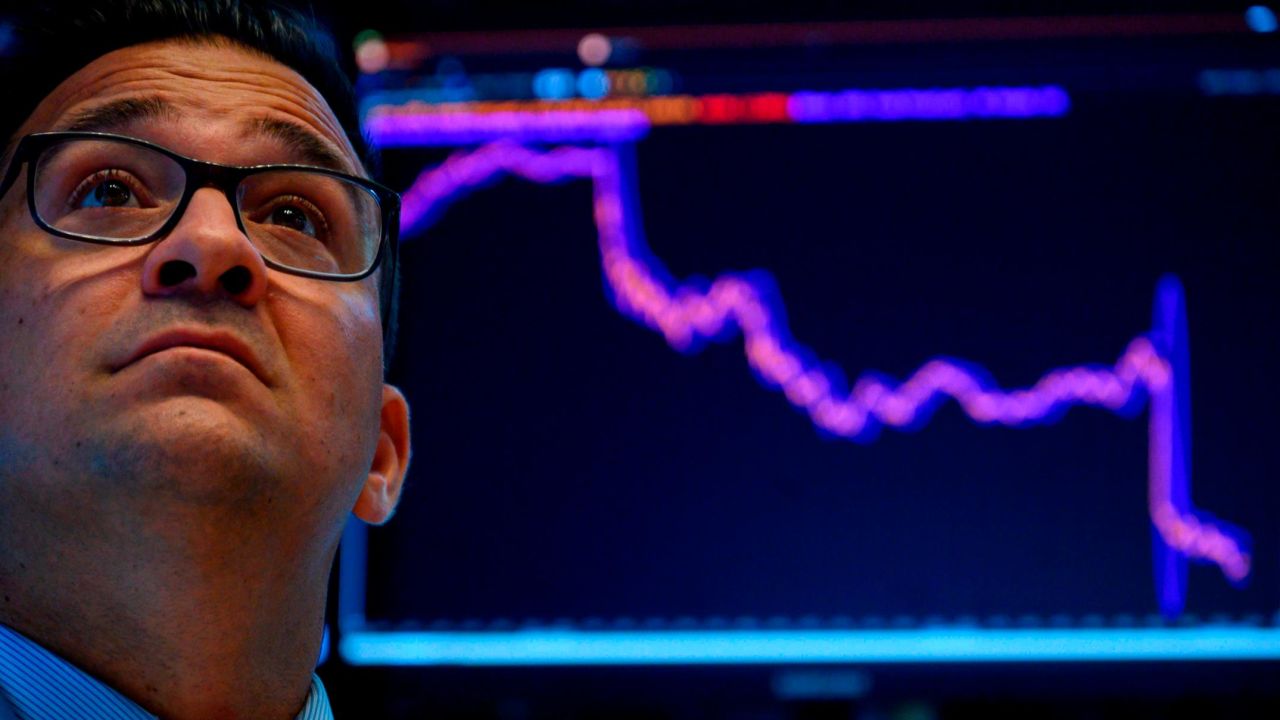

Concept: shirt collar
[[0, 623, 332, 720], [295, 674, 334, 720]]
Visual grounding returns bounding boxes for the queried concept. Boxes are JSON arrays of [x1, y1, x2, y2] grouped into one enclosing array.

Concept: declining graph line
[[397, 139, 1251, 615]]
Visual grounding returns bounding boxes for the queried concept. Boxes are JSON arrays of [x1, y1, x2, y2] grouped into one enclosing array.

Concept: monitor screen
[[338, 18, 1280, 668]]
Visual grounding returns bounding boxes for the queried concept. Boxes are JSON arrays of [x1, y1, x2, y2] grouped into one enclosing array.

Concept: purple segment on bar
[[366, 108, 650, 147], [787, 86, 1070, 122]]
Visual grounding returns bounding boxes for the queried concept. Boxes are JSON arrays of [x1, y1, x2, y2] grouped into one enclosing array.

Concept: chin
[[89, 397, 285, 508]]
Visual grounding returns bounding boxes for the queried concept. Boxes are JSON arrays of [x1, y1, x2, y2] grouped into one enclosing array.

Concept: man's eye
[[69, 172, 141, 209], [265, 199, 326, 239], [270, 206, 315, 235]]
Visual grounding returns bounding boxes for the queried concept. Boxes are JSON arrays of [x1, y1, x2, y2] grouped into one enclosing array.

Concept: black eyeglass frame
[[0, 131, 401, 285]]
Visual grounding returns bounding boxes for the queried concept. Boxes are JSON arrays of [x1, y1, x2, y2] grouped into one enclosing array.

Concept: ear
[[352, 384, 411, 525]]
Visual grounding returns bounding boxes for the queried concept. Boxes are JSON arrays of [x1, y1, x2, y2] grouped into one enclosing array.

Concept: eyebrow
[[56, 96, 354, 174], [246, 117, 353, 174], [59, 96, 176, 133]]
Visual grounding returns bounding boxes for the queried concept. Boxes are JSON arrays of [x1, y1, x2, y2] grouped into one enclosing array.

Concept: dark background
[[315, 0, 1264, 34], [309, 3, 1280, 718], [308, 2, 1280, 715]]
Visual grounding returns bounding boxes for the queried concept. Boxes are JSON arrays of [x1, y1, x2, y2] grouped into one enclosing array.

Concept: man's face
[[0, 39, 406, 551]]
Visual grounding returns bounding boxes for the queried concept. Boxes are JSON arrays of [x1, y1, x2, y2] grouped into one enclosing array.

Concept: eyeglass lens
[[31, 136, 382, 276]]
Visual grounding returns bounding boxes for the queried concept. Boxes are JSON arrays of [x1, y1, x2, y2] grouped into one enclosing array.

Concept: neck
[[0, 500, 334, 720]]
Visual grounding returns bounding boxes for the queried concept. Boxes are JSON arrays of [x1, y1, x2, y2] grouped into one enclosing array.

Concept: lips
[[115, 328, 271, 385]]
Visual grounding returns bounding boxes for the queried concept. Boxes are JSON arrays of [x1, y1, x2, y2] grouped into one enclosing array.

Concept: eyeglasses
[[0, 131, 400, 280]]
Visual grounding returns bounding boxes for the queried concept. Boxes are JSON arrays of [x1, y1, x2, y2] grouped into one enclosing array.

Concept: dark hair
[[0, 0, 399, 366]]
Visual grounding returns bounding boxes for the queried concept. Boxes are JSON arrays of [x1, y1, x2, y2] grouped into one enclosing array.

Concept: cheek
[[270, 277, 385, 450], [0, 311, 73, 451], [4, 261, 139, 375], [0, 240, 141, 407], [0, 229, 143, 346]]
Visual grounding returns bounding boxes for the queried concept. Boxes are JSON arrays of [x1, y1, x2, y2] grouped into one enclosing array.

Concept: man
[[0, 1, 411, 718]]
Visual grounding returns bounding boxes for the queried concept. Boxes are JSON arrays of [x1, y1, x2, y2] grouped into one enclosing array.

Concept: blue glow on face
[[0, 22, 14, 57], [533, 69, 576, 100], [577, 68, 610, 99], [317, 625, 331, 666], [1246, 6, 1278, 32], [340, 627, 1280, 666]]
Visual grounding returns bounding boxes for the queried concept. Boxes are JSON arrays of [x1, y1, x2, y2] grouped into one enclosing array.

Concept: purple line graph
[[394, 139, 1251, 617]]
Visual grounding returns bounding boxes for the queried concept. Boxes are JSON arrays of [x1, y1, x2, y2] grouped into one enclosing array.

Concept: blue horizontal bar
[[340, 626, 1280, 666]]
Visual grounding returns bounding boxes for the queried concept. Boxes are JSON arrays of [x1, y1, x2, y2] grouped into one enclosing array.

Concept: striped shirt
[[0, 623, 332, 720]]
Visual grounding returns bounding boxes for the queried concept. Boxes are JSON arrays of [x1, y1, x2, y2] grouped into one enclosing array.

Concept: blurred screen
[[344, 26, 1279, 663]]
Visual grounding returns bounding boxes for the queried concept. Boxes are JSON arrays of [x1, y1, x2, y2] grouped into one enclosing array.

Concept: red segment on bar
[[698, 95, 747, 123], [746, 93, 792, 122]]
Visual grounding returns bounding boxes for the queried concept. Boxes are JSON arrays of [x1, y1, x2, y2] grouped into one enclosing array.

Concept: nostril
[[219, 266, 253, 296], [158, 261, 197, 287]]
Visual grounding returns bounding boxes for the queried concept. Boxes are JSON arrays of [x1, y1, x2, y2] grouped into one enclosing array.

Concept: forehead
[[16, 38, 362, 174]]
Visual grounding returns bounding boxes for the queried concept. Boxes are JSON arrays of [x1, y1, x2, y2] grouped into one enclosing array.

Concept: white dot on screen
[[578, 33, 613, 67], [356, 38, 390, 74]]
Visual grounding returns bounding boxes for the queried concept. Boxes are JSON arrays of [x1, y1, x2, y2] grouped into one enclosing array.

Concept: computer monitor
[[337, 12, 1279, 673]]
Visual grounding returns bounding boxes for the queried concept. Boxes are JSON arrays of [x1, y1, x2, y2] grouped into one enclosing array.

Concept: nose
[[140, 187, 269, 307]]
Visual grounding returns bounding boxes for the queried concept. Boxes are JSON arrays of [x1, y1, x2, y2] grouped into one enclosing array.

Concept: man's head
[[0, 0, 409, 572], [1, 0, 400, 356]]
